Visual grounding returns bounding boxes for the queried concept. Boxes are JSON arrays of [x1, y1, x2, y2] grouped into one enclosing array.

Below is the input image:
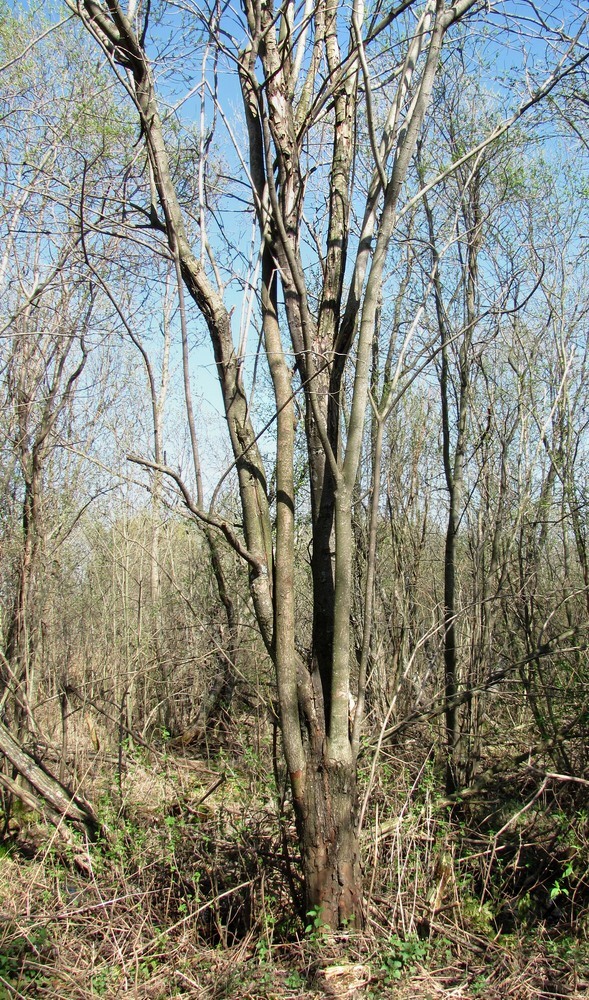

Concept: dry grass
[[0, 727, 588, 999]]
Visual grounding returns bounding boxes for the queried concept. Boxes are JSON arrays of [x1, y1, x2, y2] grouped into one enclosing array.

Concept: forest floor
[[0, 723, 588, 999], [1, 851, 586, 1000]]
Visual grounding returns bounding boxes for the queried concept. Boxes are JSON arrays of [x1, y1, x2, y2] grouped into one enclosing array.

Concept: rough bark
[[299, 756, 363, 928]]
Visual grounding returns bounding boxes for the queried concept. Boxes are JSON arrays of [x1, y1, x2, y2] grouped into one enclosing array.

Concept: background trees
[[0, 0, 589, 981]]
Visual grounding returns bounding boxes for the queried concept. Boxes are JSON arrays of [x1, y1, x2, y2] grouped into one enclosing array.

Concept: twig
[[185, 774, 227, 813]]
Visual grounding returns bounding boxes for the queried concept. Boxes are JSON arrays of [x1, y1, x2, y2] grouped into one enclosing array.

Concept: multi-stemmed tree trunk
[[66, 0, 588, 927]]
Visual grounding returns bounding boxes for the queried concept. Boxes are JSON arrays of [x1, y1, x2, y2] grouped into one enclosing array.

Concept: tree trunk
[[298, 755, 363, 928], [4, 464, 42, 733]]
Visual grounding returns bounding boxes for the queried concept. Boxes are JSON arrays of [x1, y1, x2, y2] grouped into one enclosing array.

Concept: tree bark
[[299, 755, 363, 928]]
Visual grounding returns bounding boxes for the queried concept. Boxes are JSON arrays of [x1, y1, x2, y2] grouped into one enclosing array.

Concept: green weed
[[379, 933, 429, 983]]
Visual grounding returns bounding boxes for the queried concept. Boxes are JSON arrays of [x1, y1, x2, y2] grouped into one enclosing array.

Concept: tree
[[0, 8, 98, 728], [64, 0, 589, 928], [0, 3, 151, 738]]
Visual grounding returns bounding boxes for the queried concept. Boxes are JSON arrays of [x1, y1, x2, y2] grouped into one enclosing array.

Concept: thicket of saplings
[[0, 501, 588, 998]]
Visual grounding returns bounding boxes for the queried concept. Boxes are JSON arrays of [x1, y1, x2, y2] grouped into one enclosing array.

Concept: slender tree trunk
[[4, 499, 37, 730], [424, 171, 481, 793]]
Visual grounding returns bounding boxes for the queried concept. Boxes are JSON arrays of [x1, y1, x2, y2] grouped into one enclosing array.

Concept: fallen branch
[[0, 721, 108, 842]]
